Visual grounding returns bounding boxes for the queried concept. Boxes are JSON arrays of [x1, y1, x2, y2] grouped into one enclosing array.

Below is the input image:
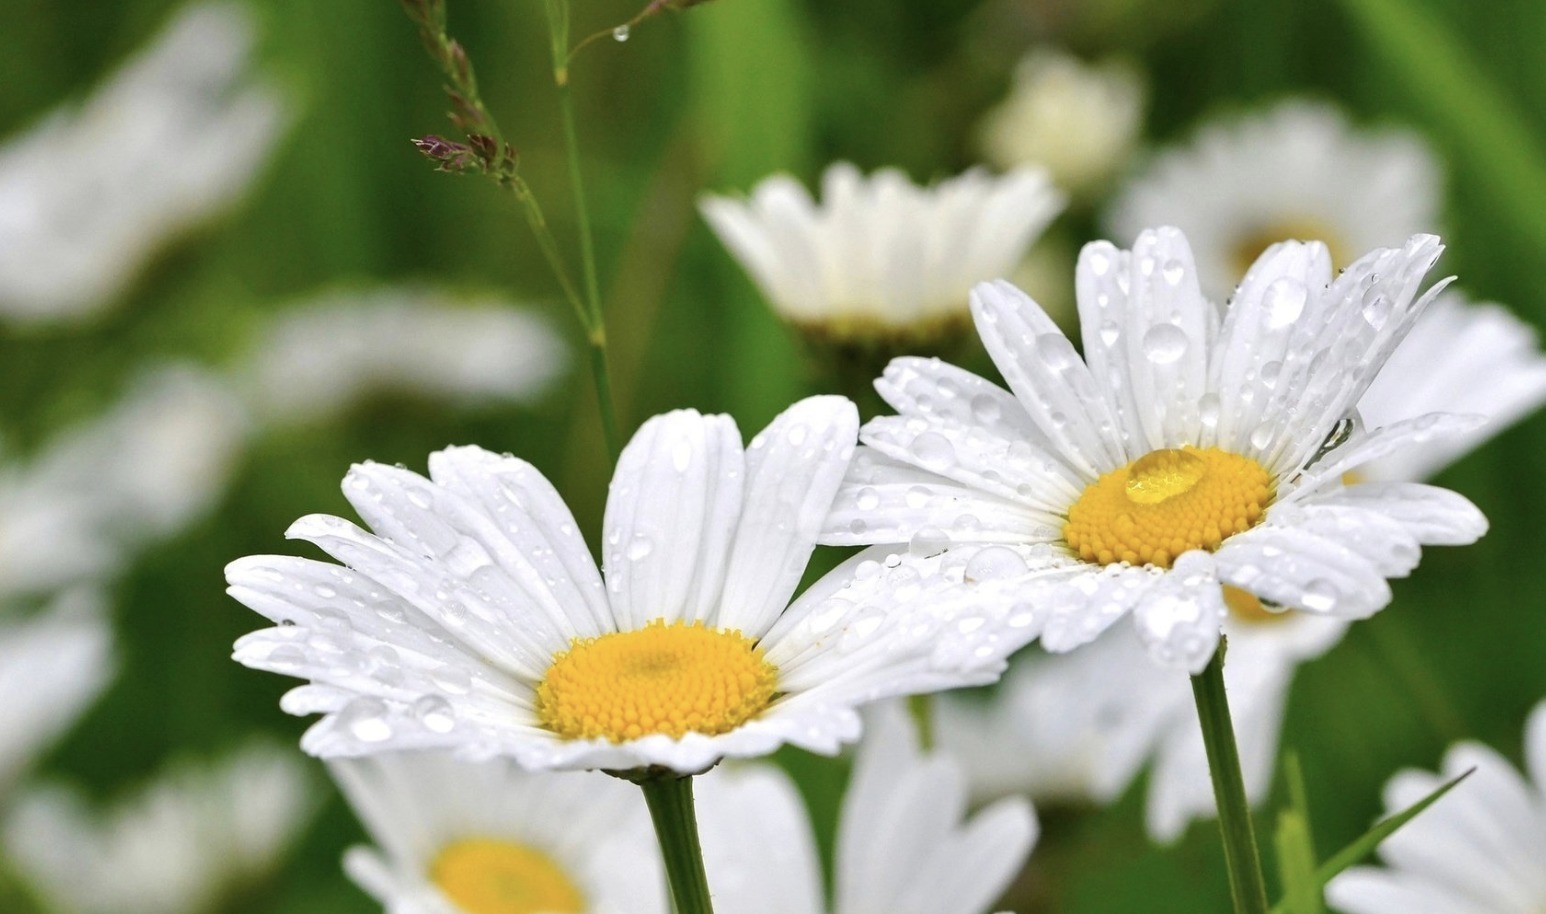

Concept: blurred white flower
[[229, 398, 1031, 772], [978, 48, 1146, 195], [2, 742, 318, 914], [0, 366, 249, 598], [0, 1, 288, 324], [1326, 698, 1546, 913], [936, 285, 1546, 841], [700, 162, 1063, 345], [1107, 100, 1440, 302], [240, 287, 567, 425], [331, 751, 663, 914], [0, 590, 114, 792], [697, 701, 1036, 914]]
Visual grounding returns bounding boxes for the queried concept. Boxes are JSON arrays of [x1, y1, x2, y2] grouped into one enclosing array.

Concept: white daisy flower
[[1107, 100, 1440, 303], [331, 751, 663, 914], [697, 700, 1036, 914], [0, 590, 114, 792], [699, 163, 1063, 345], [2, 742, 317, 914], [241, 287, 567, 426], [978, 47, 1146, 196], [0, 366, 249, 598], [0, 2, 288, 324], [940, 284, 1546, 841], [820, 226, 1488, 672], [229, 396, 1030, 773], [1325, 698, 1546, 913]]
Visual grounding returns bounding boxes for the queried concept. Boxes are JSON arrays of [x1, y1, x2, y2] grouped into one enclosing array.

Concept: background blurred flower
[[697, 701, 1037, 914], [1, 742, 317, 914], [0, 367, 248, 598], [977, 48, 1146, 197], [0, 590, 113, 792], [1325, 697, 1546, 913], [0, 1, 289, 324], [331, 751, 662, 914], [1107, 100, 1440, 302], [238, 287, 567, 426], [700, 163, 1063, 350]]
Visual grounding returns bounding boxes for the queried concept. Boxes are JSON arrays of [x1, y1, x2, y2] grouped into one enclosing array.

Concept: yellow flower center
[[1064, 446, 1274, 569], [536, 620, 779, 743], [431, 838, 584, 914], [1222, 585, 1291, 625], [1231, 219, 1350, 279]]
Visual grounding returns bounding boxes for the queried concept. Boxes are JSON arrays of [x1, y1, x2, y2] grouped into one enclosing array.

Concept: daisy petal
[[1311, 482, 1488, 545], [1288, 412, 1487, 495], [1213, 525, 1391, 618], [718, 396, 856, 636], [601, 410, 745, 629], [1129, 552, 1226, 672]]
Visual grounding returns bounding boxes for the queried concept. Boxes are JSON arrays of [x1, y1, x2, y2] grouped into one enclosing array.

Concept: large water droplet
[[626, 535, 653, 561], [1035, 334, 1079, 372], [338, 699, 393, 742], [413, 695, 457, 733], [1141, 323, 1189, 365], [909, 526, 950, 557], [1263, 278, 1307, 329], [1300, 580, 1338, 612], [905, 485, 933, 509], [911, 431, 955, 471], [964, 546, 1029, 582]]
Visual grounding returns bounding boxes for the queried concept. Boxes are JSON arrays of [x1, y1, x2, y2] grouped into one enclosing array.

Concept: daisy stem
[[640, 775, 717, 914], [1190, 637, 1270, 914]]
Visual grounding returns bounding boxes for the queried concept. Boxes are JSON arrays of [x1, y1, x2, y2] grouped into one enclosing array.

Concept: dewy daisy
[[700, 163, 1063, 348], [229, 396, 1028, 773], [936, 283, 1546, 841], [822, 226, 1488, 672], [1107, 99, 1439, 303], [331, 751, 664, 914], [696, 701, 1036, 914], [1325, 697, 1546, 913]]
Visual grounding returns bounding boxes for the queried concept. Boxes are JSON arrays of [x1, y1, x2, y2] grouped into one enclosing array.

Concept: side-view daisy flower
[[700, 162, 1064, 348], [822, 226, 1488, 671], [696, 700, 1036, 914], [332, 751, 663, 914], [938, 284, 1546, 840], [1325, 697, 1546, 913], [1106, 99, 1439, 302], [230, 396, 1028, 773], [2, 742, 317, 914]]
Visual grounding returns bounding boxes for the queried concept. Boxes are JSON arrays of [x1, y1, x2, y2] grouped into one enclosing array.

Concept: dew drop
[[1141, 323, 1189, 365], [1161, 258, 1187, 286], [612, 24, 630, 41], [905, 485, 932, 509], [1300, 580, 1338, 612], [672, 441, 694, 473], [1249, 425, 1274, 450], [413, 695, 457, 733], [626, 535, 654, 561], [338, 699, 393, 742], [406, 486, 435, 510], [1263, 278, 1307, 329], [855, 487, 881, 511], [313, 583, 338, 599], [1034, 334, 1079, 371], [1198, 393, 1221, 427], [909, 526, 950, 557], [1098, 321, 1120, 346], [430, 664, 473, 695], [964, 546, 1029, 582], [970, 394, 1002, 424], [911, 431, 955, 471]]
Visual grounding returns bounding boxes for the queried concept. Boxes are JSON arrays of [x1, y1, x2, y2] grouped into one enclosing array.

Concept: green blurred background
[[2, 0, 1544, 910]]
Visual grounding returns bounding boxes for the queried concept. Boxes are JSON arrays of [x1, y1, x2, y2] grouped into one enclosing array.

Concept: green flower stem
[[907, 693, 935, 751], [1191, 637, 1270, 914], [555, 81, 621, 461], [640, 775, 717, 914]]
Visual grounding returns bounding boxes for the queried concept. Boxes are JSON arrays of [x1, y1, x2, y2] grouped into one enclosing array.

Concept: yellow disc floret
[[536, 620, 779, 743], [1064, 446, 1274, 569], [431, 838, 584, 914]]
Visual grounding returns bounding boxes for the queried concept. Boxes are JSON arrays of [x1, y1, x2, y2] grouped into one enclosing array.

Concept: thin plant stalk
[[639, 776, 717, 914], [1191, 636, 1270, 914]]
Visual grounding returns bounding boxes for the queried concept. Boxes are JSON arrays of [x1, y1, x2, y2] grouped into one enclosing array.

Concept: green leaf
[[1269, 766, 1474, 914]]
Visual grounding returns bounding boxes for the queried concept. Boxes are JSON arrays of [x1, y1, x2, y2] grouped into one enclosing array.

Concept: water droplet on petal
[[672, 441, 694, 472], [413, 695, 457, 733], [1300, 580, 1338, 612], [1141, 323, 1189, 365], [909, 526, 950, 557], [911, 431, 955, 471], [627, 535, 653, 561], [1263, 278, 1307, 329], [1162, 258, 1187, 286], [905, 485, 932, 509], [855, 487, 881, 511], [970, 394, 1002, 424], [1034, 334, 1079, 372], [964, 546, 1029, 582], [430, 664, 473, 695], [338, 699, 393, 742]]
